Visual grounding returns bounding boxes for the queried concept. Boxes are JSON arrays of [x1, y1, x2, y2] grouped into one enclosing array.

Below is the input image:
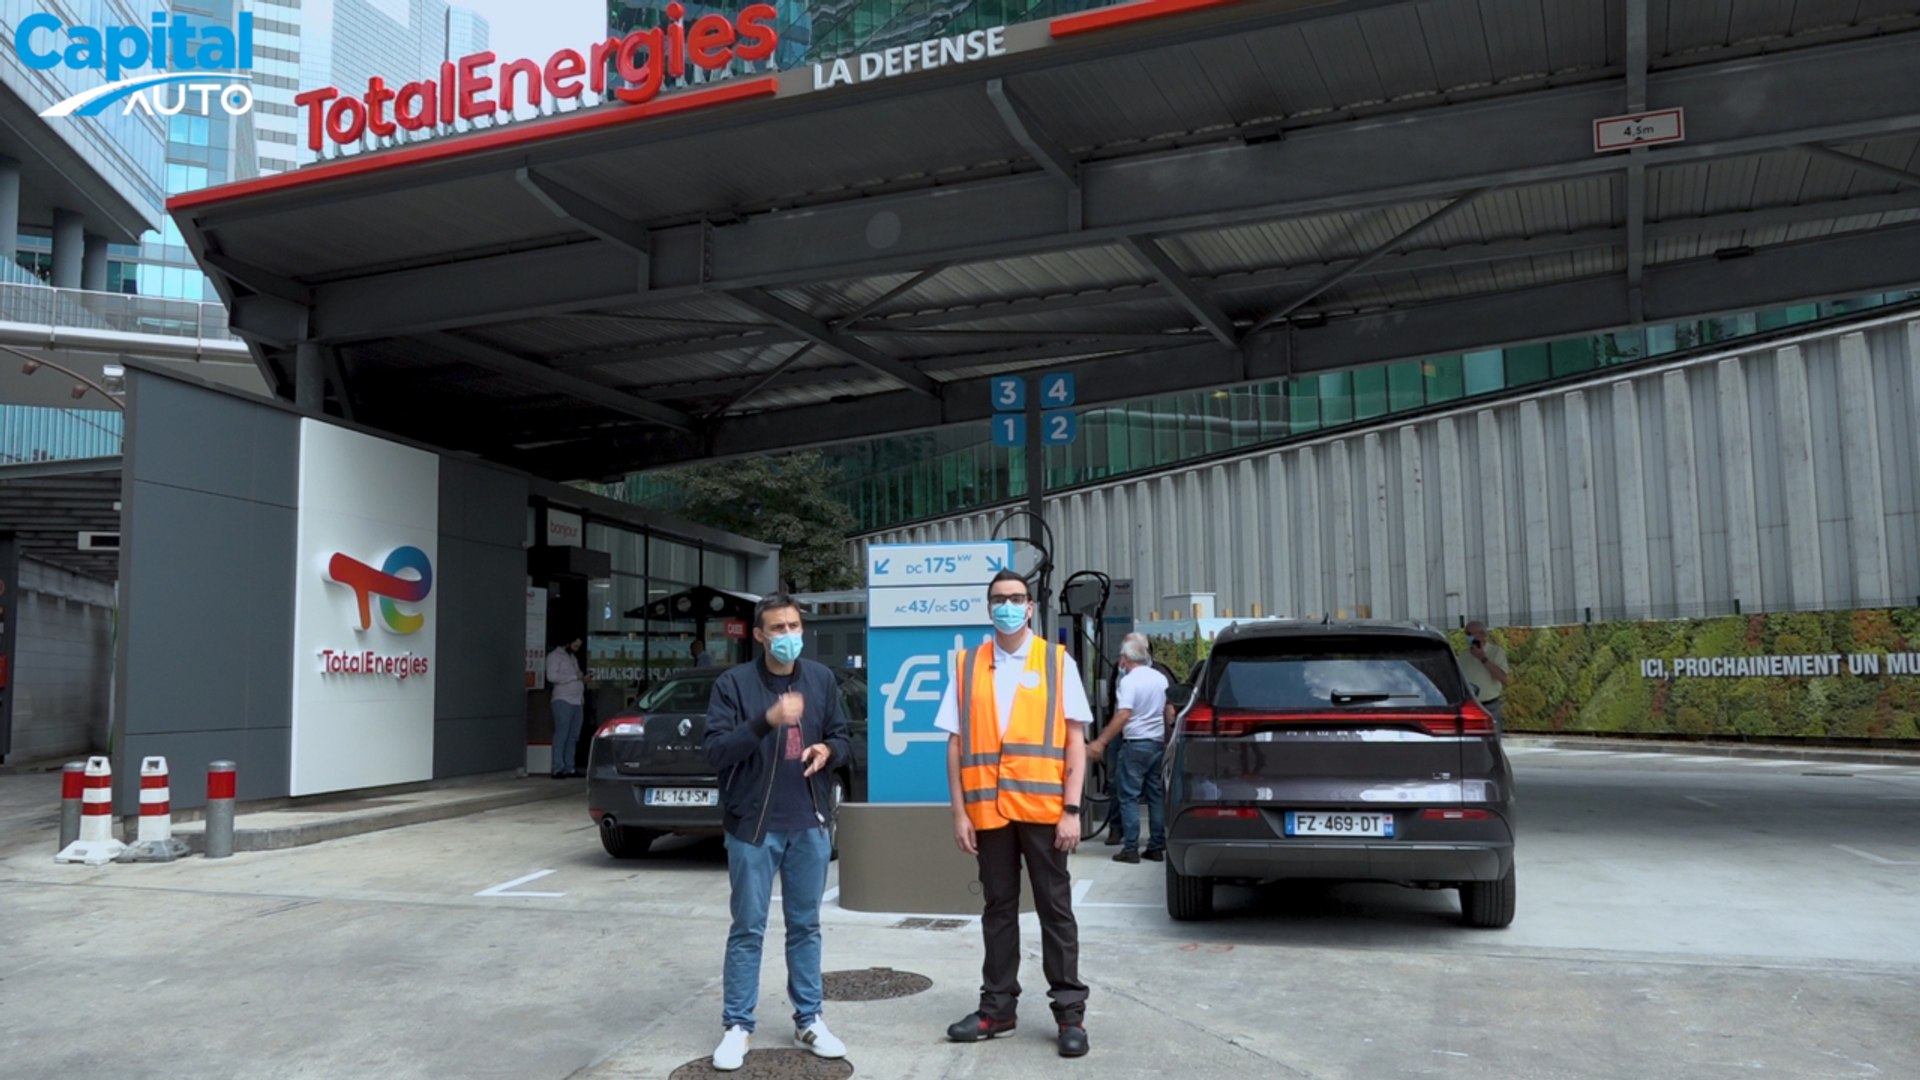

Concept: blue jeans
[[549, 699, 583, 772], [1115, 739, 1166, 852], [723, 827, 831, 1032], [549, 699, 583, 774]]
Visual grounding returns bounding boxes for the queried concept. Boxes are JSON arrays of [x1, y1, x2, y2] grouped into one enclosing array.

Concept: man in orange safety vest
[[936, 569, 1094, 1058]]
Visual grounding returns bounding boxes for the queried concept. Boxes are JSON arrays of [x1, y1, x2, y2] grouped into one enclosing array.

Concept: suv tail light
[[594, 717, 645, 739], [1422, 808, 1492, 821], [1182, 702, 1496, 737]]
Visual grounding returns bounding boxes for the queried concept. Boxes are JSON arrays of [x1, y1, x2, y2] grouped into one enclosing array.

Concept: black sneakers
[[1142, 848, 1166, 862], [947, 1012, 1017, 1042], [1112, 848, 1141, 864], [1058, 1024, 1090, 1057]]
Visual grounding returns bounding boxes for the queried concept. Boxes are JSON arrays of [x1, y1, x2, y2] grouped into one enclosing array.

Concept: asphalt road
[[3, 743, 1916, 1079]]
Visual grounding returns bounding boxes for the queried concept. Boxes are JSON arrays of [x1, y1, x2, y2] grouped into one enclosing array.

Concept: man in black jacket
[[701, 593, 852, 1072]]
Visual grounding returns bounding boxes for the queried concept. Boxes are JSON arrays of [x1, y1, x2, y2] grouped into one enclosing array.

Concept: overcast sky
[[457, 0, 607, 67]]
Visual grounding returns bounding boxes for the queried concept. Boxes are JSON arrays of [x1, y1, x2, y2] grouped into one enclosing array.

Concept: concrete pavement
[[3, 752, 1917, 1079]]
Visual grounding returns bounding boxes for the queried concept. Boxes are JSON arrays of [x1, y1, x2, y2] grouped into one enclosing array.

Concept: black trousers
[[975, 821, 1088, 1024]]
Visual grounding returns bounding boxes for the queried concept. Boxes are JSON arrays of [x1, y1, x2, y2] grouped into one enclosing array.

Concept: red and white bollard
[[54, 756, 125, 865], [204, 760, 237, 859], [121, 756, 188, 863], [58, 761, 85, 851]]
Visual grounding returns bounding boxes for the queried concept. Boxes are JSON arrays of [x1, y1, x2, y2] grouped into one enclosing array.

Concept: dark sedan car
[[587, 666, 869, 858], [1164, 620, 1516, 927]]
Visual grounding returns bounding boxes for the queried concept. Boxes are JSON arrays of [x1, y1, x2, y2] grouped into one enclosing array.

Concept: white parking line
[[475, 869, 566, 898], [1742, 760, 1810, 767], [1072, 880, 1093, 906], [1685, 796, 1721, 809], [1671, 756, 1735, 764], [1832, 844, 1918, 867], [1550, 750, 1617, 757]]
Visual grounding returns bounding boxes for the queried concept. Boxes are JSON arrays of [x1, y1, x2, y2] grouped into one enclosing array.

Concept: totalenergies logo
[[327, 547, 433, 635], [295, 3, 777, 151], [16, 12, 256, 118]]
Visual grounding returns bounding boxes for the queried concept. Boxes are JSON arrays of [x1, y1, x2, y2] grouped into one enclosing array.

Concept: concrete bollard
[[120, 756, 188, 863], [205, 760, 237, 859], [54, 756, 126, 865], [58, 762, 86, 851]]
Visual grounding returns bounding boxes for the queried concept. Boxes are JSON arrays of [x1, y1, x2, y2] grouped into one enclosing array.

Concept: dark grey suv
[[1164, 621, 1516, 927]]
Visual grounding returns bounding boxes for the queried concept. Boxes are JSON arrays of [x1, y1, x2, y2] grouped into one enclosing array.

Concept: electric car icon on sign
[[880, 633, 965, 756]]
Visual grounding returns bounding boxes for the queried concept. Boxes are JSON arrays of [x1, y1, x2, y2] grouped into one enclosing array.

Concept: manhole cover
[[667, 1049, 853, 1079], [823, 967, 933, 1001]]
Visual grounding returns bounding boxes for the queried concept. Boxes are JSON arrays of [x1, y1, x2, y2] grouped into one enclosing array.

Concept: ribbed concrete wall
[[858, 313, 1920, 627], [8, 558, 115, 760]]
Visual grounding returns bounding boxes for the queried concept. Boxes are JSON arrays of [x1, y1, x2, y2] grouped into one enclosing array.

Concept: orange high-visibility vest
[[957, 638, 1069, 830]]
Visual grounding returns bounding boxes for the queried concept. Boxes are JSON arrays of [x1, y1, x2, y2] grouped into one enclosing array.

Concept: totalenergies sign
[[294, 3, 779, 152]]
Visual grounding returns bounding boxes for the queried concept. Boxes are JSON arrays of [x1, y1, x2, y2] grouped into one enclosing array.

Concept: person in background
[[939, 570, 1094, 1058], [1101, 633, 1179, 845], [701, 594, 851, 1071], [545, 637, 587, 779], [1458, 620, 1512, 732], [693, 638, 718, 668], [1086, 637, 1170, 863]]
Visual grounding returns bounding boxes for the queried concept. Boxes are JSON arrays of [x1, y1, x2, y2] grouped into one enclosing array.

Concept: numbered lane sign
[[992, 414, 1027, 447], [990, 376, 1026, 412], [1041, 409, 1078, 445], [1040, 372, 1076, 408]]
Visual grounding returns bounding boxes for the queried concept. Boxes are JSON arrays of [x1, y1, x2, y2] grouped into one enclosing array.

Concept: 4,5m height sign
[[866, 541, 1011, 802]]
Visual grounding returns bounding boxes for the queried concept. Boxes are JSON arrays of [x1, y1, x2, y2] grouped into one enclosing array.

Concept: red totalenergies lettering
[[293, 3, 779, 151], [319, 648, 431, 680]]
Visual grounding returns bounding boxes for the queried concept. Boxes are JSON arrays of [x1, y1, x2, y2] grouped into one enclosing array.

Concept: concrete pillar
[[1328, 441, 1357, 615], [1662, 371, 1705, 612], [1564, 391, 1601, 618], [1716, 358, 1763, 611], [1775, 345, 1823, 607], [0, 157, 19, 271], [81, 234, 109, 291], [1612, 381, 1652, 616], [1364, 433, 1392, 619], [50, 209, 84, 288], [1476, 410, 1510, 623], [1297, 446, 1323, 617], [1399, 427, 1429, 624], [1436, 417, 1468, 625], [295, 341, 325, 410], [1234, 458, 1263, 614], [1837, 332, 1890, 604], [1264, 453, 1292, 618], [1517, 400, 1555, 623]]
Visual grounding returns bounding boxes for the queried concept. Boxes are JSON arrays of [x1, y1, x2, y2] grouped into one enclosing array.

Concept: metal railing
[[0, 282, 237, 341]]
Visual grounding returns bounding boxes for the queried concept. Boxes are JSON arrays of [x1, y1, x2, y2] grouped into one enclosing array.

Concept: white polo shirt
[[1115, 663, 1170, 740], [934, 631, 1093, 738]]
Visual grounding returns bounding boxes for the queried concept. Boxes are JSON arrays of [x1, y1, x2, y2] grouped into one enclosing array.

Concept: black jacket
[[702, 657, 852, 844]]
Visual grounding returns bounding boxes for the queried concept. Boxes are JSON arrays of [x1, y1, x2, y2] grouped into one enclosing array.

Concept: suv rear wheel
[[599, 817, 660, 859], [1166, 859, 1214, 921], [1459, 866, 1516, 928]]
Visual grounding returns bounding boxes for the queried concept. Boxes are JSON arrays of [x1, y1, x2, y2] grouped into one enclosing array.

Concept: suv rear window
[[1207, 637, 1466, 710]]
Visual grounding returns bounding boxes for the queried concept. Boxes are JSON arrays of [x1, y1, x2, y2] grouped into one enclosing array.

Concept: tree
[[649, 452, 861, 593]]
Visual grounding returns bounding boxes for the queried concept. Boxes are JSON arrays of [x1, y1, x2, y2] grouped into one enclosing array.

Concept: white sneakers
[[795, 1018, 848, 1059], [713, 1020, 846, 1069], [712, 1026, 750, 1071]]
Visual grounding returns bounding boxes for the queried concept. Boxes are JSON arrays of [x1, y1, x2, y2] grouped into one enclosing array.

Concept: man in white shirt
[[1086, 638, 1169, 862], [545, 638, 587, 779]]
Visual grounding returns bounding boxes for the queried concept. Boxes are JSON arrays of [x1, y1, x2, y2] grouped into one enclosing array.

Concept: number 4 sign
[[1040, 372, 1075, 407]]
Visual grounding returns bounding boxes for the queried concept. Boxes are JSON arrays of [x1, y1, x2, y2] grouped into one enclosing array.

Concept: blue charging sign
[[865, 541, 1010, 803]]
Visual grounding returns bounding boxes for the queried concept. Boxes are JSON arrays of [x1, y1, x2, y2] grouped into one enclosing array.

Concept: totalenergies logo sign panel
[[290, 420, 439, 797], [320, 546, 434, 680], [295, 3, 779, 151], [16, 11, 256, 118]]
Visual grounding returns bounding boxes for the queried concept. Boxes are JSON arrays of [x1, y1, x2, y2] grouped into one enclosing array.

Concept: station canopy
[[169, 0, 1920, 481]]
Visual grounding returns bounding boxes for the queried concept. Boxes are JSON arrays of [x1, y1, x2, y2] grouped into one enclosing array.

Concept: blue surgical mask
[[769, 631, 804, 664], [991, 603, 1029, 634]]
